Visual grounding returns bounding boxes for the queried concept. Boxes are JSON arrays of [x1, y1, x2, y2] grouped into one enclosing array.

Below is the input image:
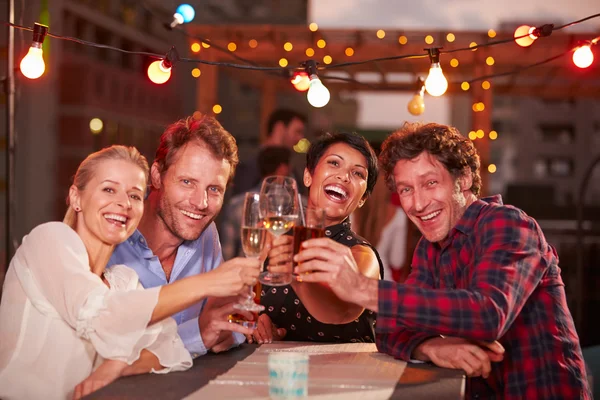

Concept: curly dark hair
[[379, 122, 481, 196], [306, 132, 378, 196]]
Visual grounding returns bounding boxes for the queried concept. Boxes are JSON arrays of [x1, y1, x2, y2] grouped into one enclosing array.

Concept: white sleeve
[[13, 222, 161, 364]]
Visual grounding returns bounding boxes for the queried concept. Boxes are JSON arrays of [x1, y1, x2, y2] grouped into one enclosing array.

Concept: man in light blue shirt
[[109, 114, 255, 358]]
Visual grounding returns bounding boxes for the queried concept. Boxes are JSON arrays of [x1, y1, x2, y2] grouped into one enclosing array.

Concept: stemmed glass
[[259, 175, 299, 286], [231, 193, 266, 319]]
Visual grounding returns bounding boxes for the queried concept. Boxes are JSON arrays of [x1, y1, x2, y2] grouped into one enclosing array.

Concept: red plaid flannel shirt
[[375, 196, 590, 399]]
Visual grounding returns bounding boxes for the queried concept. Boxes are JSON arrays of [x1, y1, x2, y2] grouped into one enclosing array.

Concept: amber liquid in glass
[[292, 226, 325, 268], [228, 281, 262, 329]]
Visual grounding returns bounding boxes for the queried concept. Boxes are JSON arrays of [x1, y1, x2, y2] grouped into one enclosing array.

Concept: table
[[89, 344, 465, 399]]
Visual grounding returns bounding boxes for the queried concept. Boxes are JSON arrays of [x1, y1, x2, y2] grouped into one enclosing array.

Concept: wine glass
[[230, 193, 266, 325], [259, 175, 299, 286]]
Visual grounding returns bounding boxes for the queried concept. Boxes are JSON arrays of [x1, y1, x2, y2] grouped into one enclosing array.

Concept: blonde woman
[[0, 145, 259, 400]]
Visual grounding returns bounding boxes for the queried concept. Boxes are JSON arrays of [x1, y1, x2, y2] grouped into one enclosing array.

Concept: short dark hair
[[306, 132, 379, 196], [267, 109, 307, 137], [154, 114, 239, 182], [379, 122, 481, 196], [257, 146, 291, 178]]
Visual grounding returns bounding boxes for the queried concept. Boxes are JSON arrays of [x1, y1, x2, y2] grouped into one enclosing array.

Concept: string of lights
[[4, 10, 600, 109]]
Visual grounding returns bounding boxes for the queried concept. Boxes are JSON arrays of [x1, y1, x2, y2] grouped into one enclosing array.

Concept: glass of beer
[[293, 206, 326, 271], [228, 192, 266, 329]]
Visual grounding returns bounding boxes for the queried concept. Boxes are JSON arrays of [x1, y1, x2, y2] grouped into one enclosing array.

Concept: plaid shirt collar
[[438, 194, 504, 248]]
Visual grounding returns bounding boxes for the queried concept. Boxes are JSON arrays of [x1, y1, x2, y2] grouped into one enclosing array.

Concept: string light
[[227, 42, 237, 52], [461, 82, 470, 91], [488, 29, 497, 38], [305, 48, 315, 57], [488, 164, 497, 173], [572, 44, 594, 68], [191, 68, 201, 78], [486, 56, 495, 66], [20, 23, 48, 79], [489, 130, 498, 140], [476, 129, 485, 138], [147, 47, 179, 84], [450, 58, 459, 67], [345, 47, 354, 57], [468, 131, 477, 140], [469, 42, 478, 51], [317, 39, 326, 48], [283, 42, 293, 51], [201, 42, 210, 49], [407, 77, 425, 116], [323, 55, 332, 64], [304, 60, 330, 108], [309, 22, 318, 32], [376, 30, 386, 39], [169, 4, 195, 28], [190, 42, 201, 52], [482, 81, 491, 90], [446, 33, 455, 42], [424, 48, 448, 97], [291, 71, 310, 92], [248, 39, 258, 48], [212, 104, 222, 114], [279, 58, 288, 67], [425, 35, 434, 44], [398, 35, 408, 45], [514, 25, 537, 47]]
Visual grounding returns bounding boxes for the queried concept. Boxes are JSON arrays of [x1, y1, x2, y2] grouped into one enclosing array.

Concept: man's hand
[[293, 237, 375, 308], [73, 359, 128, 399], [203, 258, 261, 297], [246, 314, 287, 344], [414, 336, 505, 379], [199, 296, 256, 352], [266, 235, 293, 274]]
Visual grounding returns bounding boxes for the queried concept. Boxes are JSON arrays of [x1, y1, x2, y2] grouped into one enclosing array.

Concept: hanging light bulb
[[424, 48, 448, 97], [572, 44, 594, 69], [169, 4, 195, 28], [303, 60, 330, 108], [291, 71, 311, 92], [407, 77, 425, 116], [20, 23, 48, 79], [513, 23, 553, 48], [147, 47, 179, 84]]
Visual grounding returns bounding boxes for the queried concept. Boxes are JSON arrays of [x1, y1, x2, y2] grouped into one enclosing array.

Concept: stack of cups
[[268, 352, 309, 399]]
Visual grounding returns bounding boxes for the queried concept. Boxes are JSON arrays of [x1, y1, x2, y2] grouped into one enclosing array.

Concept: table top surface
[[88, 343, 465, 400]]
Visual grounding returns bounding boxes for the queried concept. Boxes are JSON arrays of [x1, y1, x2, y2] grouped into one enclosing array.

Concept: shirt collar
[[324, 217, 351, 238], [453, 194, 503, 235]]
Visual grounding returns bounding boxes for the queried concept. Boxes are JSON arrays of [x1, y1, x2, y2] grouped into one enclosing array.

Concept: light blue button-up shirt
[[108, 222, 245, 357]]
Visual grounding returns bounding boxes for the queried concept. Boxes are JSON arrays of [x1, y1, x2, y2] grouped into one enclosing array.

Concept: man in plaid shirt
[[294, 123, 590, 399]]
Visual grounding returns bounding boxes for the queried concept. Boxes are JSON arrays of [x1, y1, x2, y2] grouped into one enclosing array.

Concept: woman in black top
[[254, 132, 383, 343]]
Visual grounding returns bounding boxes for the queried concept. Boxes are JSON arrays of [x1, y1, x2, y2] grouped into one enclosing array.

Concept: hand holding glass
[[293, 206, 326, 271], [229, 193, 265, 328]]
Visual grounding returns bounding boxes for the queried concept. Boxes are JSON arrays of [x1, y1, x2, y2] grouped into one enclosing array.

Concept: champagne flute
[[259, 176, 299, 286], [228, 193, 266, 329]]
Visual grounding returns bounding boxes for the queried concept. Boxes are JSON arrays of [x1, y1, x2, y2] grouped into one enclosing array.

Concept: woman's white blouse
[[0, 222, 192, 400]]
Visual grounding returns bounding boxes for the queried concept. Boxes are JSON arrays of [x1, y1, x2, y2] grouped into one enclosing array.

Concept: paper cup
[[268, 352, 309, 399]]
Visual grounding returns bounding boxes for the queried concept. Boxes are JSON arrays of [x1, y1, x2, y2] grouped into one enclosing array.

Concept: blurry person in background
[[221, 146, 292, 260], [108, 115, 259, 360], [232, 108, 306, 196]]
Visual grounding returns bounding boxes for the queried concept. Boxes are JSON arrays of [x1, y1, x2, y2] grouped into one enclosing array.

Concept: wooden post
[[471, 53, 493, 197], [259, 78, 277, 144], [195, 51, 219, 114]]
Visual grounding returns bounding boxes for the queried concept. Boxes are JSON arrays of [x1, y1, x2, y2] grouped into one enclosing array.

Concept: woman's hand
[[266, 235, 293, 274], [73, 359, 128, 399], [246, 314, 287, 344], [204, 257, 261, 297]]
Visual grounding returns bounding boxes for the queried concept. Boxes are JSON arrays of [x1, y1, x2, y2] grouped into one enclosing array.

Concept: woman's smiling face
[[304, 142, 369, 226]]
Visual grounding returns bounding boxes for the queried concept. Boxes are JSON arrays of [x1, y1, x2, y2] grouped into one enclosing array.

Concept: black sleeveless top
[[260, 219, 384, 343]]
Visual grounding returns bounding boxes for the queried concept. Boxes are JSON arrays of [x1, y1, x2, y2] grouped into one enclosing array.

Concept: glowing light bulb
[[20, 23, 48, 80], [147, 60, 172, 84], [307, 75, 330, 108], [175, 4, 195, 23], [573, 45, 594, 69], [424, 63, 448, 97], [20, 46, 45, 79], [514, 25, 537, 47], [407, 93, 425, 116], [291, 72, 310, 92]]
